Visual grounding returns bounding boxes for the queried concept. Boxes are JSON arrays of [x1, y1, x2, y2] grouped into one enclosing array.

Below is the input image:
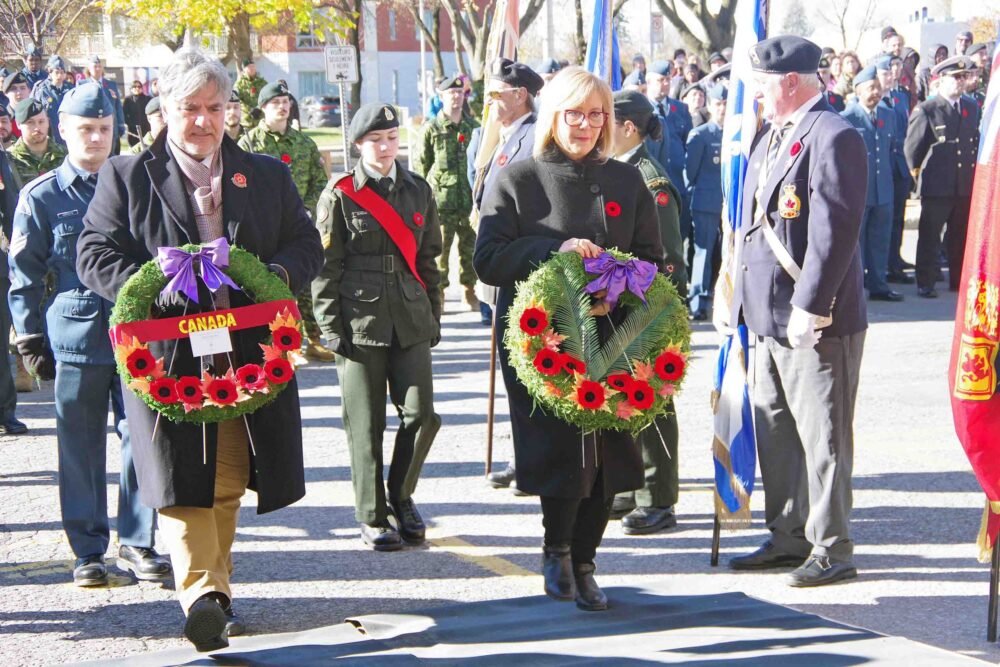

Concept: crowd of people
[[0, 20, 991, 654]]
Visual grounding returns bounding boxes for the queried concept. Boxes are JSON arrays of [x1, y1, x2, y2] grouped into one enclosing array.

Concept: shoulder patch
[[645, 176, 672, 191]]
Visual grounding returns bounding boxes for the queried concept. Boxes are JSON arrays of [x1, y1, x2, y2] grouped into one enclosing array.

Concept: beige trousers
[[158, 420, 250, 613]]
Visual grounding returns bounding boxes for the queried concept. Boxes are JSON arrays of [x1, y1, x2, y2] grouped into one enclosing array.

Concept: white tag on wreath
[[189, 328, 234, 357]]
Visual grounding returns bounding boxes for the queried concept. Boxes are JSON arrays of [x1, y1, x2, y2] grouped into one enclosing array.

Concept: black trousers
[[915, 195, 970, 290], [540, 471, 612, 566]]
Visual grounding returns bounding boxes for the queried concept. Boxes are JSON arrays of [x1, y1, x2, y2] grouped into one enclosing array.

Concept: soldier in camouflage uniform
[[239, 81, 334, 361], [224, 90, 244, 142], [128, 96, 165, 155], [7, 98, 67, 189], [234, 58, 267, 130], [416, 75, 480, 309]]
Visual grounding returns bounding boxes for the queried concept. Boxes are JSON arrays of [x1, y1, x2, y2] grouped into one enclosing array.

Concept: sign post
[[325, 45, 359, 171]]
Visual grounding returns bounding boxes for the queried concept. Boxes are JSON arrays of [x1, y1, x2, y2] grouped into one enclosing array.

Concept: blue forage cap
[[24, 44, 42, 58], [853, 65, 878, 87], [623, 69, 646, 87], [874, 55, 893, 71], [47, 55, 67, 71], [749, 35, 822, 73], [58, 81, 115, 118], [708, 83, 728, 101], [648, 60, 673, 76]]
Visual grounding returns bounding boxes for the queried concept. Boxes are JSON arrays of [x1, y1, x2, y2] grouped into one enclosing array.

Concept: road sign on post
[[325, 45, 358, 171]]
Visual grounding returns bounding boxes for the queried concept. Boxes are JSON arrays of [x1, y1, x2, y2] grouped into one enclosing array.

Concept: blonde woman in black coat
[[474, 66, 664, 611]]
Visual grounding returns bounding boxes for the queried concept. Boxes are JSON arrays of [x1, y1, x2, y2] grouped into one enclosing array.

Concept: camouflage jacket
[[7, 138, 67, 189], [415, 112, 479, 212], [238, 122, 327, 212], [234, 74, 268, 126]]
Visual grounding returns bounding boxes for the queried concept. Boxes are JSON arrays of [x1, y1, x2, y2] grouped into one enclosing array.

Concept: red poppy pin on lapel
[[498, 154, 508, 166], [413, 213, 424, 226], [605, 201, 621, 217], [655, 191, 670, 207], [458, 133, 466, 143], [963, 108, 969, 118], [231, 173, 247, 188], [877, 119, 885, 128], [670, 104, 677, 113], [790, 141, 802, 157]]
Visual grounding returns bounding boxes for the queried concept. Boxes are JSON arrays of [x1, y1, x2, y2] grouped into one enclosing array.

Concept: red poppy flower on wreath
[[281, 153, 292, 164], [790, 141, 802, 157], [605, 201, 621, 217], [654, 349, 686, 382], [413, 212, 424, 226], [264, 358, 293, 384], [533, 348, 562, 376], [627, 380, 655, 410], [206, 377, 239, 405], [149, 377, 179, 404], [272, 326, 302, 351], [560, 354, 586, 375], [126, 348, 157, 377], [607, 372, 633, 392], [576, 380, 606, 410], [236, 364, 268, 391], [655, 191, 670, 207], [520, 307, 549, 335], [176, 376, 204, 404]]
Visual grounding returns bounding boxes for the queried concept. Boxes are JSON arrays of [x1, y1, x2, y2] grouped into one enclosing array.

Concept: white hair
[[158, 48, 233, 103]]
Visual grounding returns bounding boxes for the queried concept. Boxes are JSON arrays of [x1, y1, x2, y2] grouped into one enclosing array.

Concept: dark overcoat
[[474, 149, 665, 499], [76, 132, 324, 513], [904, 94, 980, 199]]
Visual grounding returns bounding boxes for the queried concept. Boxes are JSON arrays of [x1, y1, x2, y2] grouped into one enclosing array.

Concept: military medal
[[779, 184, 801, 219]]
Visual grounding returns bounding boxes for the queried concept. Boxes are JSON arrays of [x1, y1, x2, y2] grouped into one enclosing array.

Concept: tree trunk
[[652, 0, 737, 56], [575, 0, 586, 65], [431, 8, 445, 78], [228, 12, 254, 66], [349, 0, 363, 113]]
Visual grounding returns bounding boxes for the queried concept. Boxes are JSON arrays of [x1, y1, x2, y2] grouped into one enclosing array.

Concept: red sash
[[334, 175, 426, 289]]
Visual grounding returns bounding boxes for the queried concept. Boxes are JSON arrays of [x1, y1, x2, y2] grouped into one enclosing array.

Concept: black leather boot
[[573, 563, 608, 611], [542, 545, 575, 600]]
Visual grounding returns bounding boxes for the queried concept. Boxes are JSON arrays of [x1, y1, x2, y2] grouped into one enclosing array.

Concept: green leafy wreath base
[[110, 244, 297, 424], [504, 250, 692, 434]]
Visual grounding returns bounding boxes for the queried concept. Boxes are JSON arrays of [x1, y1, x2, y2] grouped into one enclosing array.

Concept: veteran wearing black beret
[[726, 35, 869, 588]]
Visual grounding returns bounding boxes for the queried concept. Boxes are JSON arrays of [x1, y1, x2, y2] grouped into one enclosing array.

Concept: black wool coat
[[76, 132, 324, 513], [474, 149, 665, 499]]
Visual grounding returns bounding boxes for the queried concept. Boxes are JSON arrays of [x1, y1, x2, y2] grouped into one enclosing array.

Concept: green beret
[[749, 35, 822, 74], [348, 103, 400, 143], [258, 81, 289, 107], [435, 75, 463, 93], [58, 81, 114, 118], [145, 96, 161, 115], [13, 98, 45, 123]]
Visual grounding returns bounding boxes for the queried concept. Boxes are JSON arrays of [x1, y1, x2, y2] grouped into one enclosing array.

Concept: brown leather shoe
[[304, 337, 336, 362], [464, 287, 480, 311]]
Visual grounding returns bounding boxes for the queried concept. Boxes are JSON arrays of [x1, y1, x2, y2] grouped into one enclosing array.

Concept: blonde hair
[[533, 66, 615, 160]]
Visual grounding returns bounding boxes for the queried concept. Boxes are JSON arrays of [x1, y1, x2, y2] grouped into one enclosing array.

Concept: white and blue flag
[[585, 0, 621, 90]]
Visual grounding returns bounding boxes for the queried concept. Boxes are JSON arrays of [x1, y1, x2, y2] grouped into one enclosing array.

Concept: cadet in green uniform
[[7, 97, 67, 188], [224, 89, 244, 142], [234, 58, 267, 129], [416, 75, 480, 309], [608, 90, 687, 535], [128, 96, 165, 155], [313, 103, 443, 551], [239, 81, 334, 361]]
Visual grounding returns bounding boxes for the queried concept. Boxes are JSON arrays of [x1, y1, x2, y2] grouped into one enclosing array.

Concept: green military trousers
[[336, 337, 441, 525], [616, 408, 679, 509], [438, 210, 477, 291]]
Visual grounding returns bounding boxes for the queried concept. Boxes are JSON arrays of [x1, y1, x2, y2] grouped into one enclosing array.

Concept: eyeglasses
[[563, 109, 609, 128], [486, 87, 522, 101]]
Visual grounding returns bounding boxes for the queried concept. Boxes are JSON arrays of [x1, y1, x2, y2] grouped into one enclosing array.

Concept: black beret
[[2, 71, 28, 93], [818, 55, 832, 69], [145, 96, 161, 115], [348, 103, 399, 143], [490, 58, 544, 96], [12, 98, 45, 123], [820, 46, 836, 57], [680, 82, 705, 99], [749, 35, 822, 74], [534, 58, 562, 75], [957, 31, 973, 42], [881, 26, 898, 40], [435, 74, 464, 93], [967, 43, 988, 56], [0, 105, 7, 119], [932, 55, 976, 77], [612, 89, 654, 124], [258, 81, 289, 106]]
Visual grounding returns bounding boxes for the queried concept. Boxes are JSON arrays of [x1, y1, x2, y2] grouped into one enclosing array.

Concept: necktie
[[377, 177, 393, 195], [79, 173, 97, 196], [657, 101, 666, 117], [870, 110, 877, 126], [766, 122, 791, 172]]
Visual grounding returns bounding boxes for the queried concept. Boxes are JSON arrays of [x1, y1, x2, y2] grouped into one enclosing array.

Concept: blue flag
[[712, 0, 768, 528], [585, 0, 621, 90]]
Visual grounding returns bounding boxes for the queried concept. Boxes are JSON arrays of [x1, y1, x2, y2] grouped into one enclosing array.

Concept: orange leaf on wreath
[[286, 349, 307, 368], [615, 401, 637, 420], [540, 329, 568, 351], [259, 343, 285, 363], [115, 334, 144, 364], [268, 308, 299, 332], [128, 377, 150, 394], [658, 383, 676, 398], [632, 361, 655, 382], [545, 381, 563, 397]]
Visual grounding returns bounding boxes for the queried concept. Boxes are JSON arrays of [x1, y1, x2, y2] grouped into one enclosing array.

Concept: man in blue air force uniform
[[8, 83, 169, 587]]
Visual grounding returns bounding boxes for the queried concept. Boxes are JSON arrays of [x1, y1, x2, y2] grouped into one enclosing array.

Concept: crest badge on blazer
[[778, 184, 801, 219]]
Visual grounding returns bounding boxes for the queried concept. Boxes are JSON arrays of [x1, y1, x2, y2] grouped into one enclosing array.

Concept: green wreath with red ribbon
[[505, 250, 691, 434], [109, 243, 304, 424]]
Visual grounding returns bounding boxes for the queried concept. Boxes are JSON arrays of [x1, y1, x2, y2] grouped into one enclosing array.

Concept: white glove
[[786, 306, 821, 349]]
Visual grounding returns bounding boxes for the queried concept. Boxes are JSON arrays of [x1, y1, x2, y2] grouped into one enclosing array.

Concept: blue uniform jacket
[[644, 96, 691, 189], [94, 78, 127, 134], [21, 67, 47, 90], [881, 96, 912, 184], [32, 79, 75, 145], [684, 120, 723, 214], [8, 159, 114, 365], [841, 102, 894, 207]]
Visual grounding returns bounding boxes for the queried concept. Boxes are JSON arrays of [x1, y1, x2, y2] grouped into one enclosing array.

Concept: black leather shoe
[[869, 290, 904, 302], [786, 556, 858, 587], [223, 604, 245, 637], [117, 545, 172, 581], [184, 594, 229, 652], [542, 545, 575, 600], [917, 287, 938, 298], [729, 542, 807, 570], [487, 465, 516, 488], [389, 497, 426, 544], [887, 271, 915, 284], [360, 522, 403, 551], [73, 554, 108, 587], [479, 302, 493, 325], [900, 260, 915, 270], [609, 495, 636, 520], [621, 506, 677, 535], [0, 418, 28, 435], [573, 563, 608, 611]]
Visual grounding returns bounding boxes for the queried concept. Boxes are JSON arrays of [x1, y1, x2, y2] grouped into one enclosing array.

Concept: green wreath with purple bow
[[504, 249, 691, 434]]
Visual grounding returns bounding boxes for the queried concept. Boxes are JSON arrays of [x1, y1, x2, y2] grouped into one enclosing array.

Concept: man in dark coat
[[725, 36, 868, 588], [77, 48, 323, 652], [122, 80, 151, 147]]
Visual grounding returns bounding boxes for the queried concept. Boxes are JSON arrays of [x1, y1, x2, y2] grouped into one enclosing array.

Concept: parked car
[[300, 95, 343, 128]]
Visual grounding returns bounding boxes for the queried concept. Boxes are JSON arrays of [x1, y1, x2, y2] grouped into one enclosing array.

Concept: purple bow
[[583, 252, 657, 310], [156, 238, 239, 304]]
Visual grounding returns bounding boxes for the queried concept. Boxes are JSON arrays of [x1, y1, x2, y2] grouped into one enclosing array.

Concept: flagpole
[[989, 537, 1000, 642]]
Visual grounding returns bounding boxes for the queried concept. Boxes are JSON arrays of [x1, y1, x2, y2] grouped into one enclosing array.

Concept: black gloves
[[16, 337, 55, 381]]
